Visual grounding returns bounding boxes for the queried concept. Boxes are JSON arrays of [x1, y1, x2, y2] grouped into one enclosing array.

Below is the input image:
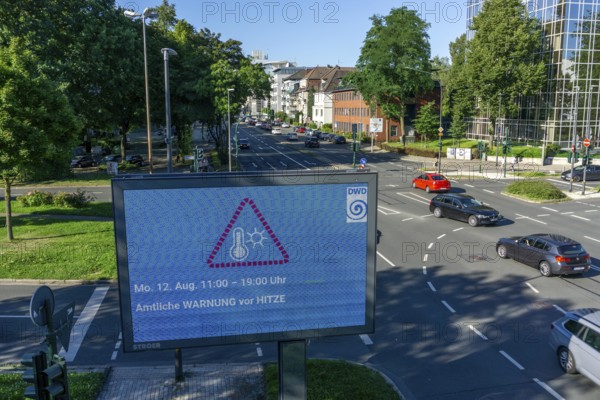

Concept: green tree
[[347, 7, 433, 136], [447, 33, 475, 146], [413, 102, 439, 142], [0, 44, 80, 240], [466, 0, 546, 128]]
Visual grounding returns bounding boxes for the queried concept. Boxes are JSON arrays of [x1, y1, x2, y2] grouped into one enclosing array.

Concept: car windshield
[[431, 175, 446, 181], [460, 198, 483, 207], [558, 244, 585, 255]]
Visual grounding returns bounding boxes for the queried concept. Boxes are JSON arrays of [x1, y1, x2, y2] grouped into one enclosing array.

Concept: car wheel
[[539, 261, 553, 277], [425, 186, 430, 193], [558, 346, 577, 374], [572, 175, 581, 182], [497, 245, 508, 259], [468, 215, 479, 227], [433, 207, 443, 218]]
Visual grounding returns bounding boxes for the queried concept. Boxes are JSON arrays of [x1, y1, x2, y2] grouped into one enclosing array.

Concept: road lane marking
[[441, 301, 456, 313], [469, 325, 488, 341], [560, 211, 574, 215], [378, 206, 401, 215], [402, 217, 414, 222], [515, 214, 547, 225], [427, 282, 437, 292], [397, 193, 430, 205], [542, 207, 558, 212], [377, 251, 395, 267], [111, 331, 122, 361], [526, 282, 539, 294], [452, 227, 464, 232], [428, 243, 434, 249], [423, 254, 429, 262], [585, 236, 600, 243], [437, 234, 446, 240], [60, 286, 109, 362], [537, 214, 550, 217], [585, 209, 598, 213], [464, 184, 474, 188], [360, 334, 373, 345], [423, 266, 427, 275], [571, 215, 590, 221], [533, 378, 565, 400], [553, 304, 567, 314], [499, 350, 524, 370], [256, 343, 263, 357], [483, 189, 494, 194]]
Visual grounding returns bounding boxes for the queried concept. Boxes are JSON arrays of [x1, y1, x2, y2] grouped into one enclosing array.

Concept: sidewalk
[[96, 364, 265, 400]]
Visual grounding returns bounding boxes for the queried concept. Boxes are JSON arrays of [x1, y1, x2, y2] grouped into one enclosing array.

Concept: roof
[[529, 234, 580, 245], [568, 308, 600, 328]]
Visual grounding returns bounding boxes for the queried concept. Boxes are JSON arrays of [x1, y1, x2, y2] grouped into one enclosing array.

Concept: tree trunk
[[4, 178, 14, 241]]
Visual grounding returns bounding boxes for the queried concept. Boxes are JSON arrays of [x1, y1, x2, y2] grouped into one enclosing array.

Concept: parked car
[[70, 155, 97, 168], [561, 164, 600, 182], [100, 154, 122, 164], [549, 308, 600, 386], [272, 128, 282, 135], [287, 133, 298, 141], [295, 126, 306, 134], [125, 154, 145, 166], [412, 173, 451, 192], [238, 138, 250, 149], [429, 193, 502, 227], [304, 137, 320, 148], [281, 123, 290, 128], [334, 135, 347, 144], [496, 233, 591, 276]]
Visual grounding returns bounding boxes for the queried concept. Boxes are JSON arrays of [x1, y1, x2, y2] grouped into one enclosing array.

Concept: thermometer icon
[[229, 227, 249, 261]]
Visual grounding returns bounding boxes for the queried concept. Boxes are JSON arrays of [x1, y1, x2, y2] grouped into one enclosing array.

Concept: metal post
[[503, 127, 509, 178], [496, 94, 501, 167], [569, 87, 580, 192], [162, 48, 177, 173], [227, 88, 234, 172], [437, 84, 443, 173], [142, 18, 153, 173], [582, 85, 595, 195]]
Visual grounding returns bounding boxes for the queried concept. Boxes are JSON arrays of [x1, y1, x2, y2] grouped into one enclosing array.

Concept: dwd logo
[[346, 187, 368, 223]]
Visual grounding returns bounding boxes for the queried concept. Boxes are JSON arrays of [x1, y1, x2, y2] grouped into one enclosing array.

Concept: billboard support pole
[[175, 348, 184, 382], [278, 340, 307, 400]]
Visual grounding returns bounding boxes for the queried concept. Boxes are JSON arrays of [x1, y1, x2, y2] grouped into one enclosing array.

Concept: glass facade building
[[466, 0, 600, 148]]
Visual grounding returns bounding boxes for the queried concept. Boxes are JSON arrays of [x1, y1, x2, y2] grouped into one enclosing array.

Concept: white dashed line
[[360, 334, 373, 345], [428, 243, 434, 249], [423, 254, 429, 262], [571, 215, 590, 221], [402, 218, 414, 222], [585, 209, 598, 213], [111, 331, 122, 361], [499, 350, 524, 370], [377, 251, 395, 267], [464, 184, 474, 188], [469, 325, 488, 341], [560, 211, 574, 215], [515, 214, 547, 225], [437, 234, 446, 240], [533, 378, 565, 400], [542, 207, 558, 212], [526, 282, 540, 294], [553, 304, 567, 314], [537, 214, 550, 217], [378, 206, 401, 215], [483, 189, 494, 194], [427, 282, 437, 292], [423, 266, 427, 275], [441, 301, 456, 313], [452, 227, 464, 232], [256, 343, 263, 357], [585, 236, 600, 243]]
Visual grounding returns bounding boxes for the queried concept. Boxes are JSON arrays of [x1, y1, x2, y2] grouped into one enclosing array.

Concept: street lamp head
[[123, 9, 140, 18], [161, 48, 178, 57], [228, 88, 235, 92], [143, 8, 158, 19]]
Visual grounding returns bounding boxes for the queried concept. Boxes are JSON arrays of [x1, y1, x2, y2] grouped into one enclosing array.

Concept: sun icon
[[246, 228, 267, 248]]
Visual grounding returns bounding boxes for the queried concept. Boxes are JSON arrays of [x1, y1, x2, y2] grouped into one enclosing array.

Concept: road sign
[[583, 138, 591, 147], [370, 118, 383, 133], [360, 158, 367, 165], [438, 127, 444, 136], [30, 286, 54, 327]]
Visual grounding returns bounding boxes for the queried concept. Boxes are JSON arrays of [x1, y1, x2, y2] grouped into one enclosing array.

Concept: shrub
[[53, 189, 94, 208], [505, 180, 567, 201], [17, 190, 55, 207]]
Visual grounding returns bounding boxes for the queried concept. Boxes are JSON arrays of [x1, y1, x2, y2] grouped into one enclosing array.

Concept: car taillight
[[556, 254, 589, 262]]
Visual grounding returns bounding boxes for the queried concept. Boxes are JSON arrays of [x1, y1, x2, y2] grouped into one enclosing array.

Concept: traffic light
[[43, 355, 69, 399], [502, 144, 507, 155], [22, 351, 48, 400], [567, 151, 579, 163], [350, 142, 360, 152]]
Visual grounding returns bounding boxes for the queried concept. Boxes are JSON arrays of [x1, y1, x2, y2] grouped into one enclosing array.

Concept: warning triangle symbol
[[207, 198, 289, 268]]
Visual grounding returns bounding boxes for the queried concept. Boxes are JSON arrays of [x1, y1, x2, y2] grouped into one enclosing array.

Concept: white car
[[281, 123, 290, 128], [272, 128, 282, 135], [287, 133, 298, 141]]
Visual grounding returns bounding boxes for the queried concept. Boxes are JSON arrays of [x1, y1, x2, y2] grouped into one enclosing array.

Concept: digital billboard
[[112, 171, 377, 352]]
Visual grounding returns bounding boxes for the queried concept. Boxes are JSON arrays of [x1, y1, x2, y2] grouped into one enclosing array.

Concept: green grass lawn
[[265, 359, 401, 400], [0, 202, 116, 281]]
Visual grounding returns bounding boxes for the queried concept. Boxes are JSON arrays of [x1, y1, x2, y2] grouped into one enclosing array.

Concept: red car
[[412, 173, 451, 193], [295, 126, 306, 133]]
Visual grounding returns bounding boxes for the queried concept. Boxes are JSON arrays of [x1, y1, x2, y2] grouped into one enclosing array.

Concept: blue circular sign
[[360, 158, 367, 165]]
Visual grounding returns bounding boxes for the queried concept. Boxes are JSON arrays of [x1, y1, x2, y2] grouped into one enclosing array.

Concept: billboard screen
[[112, 171, 377, 352]]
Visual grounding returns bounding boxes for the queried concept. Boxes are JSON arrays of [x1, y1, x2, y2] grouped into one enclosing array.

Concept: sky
[[118, 0, 468, 66]]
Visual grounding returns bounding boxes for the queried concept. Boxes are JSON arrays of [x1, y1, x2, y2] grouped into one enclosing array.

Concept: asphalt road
[[2, 126, 600, 399]]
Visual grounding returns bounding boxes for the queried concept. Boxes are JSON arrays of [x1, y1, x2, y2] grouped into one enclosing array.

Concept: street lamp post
[[124, 8, 157, 173], [161, 48, 177, 173], [227, 88, 234, 172], [437, 84, 443, 173]]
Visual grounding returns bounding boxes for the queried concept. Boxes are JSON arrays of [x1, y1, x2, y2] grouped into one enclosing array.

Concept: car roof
[[433, 193, 473, 200], [566, 308, 600, 329], [527, 233, 580, 245]]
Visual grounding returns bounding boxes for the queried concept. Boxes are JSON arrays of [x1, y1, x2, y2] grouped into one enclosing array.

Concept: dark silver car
[[496, 233, 591, 276], [549, 308, 600, 386], [561, 164, 600, 182]]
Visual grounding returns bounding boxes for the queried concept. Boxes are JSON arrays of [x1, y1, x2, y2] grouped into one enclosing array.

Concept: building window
[[391, 125, 398, 137]]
